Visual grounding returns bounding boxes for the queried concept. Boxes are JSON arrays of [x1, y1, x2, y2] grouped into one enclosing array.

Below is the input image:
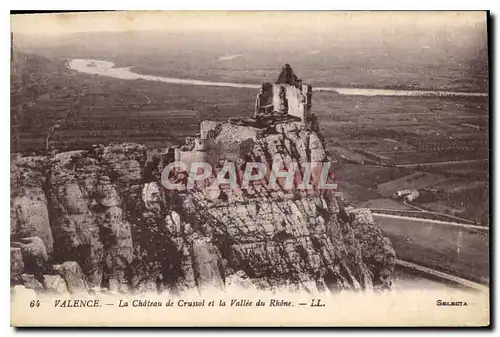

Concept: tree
[[45, 119, 63, 151], [45, 94, 82, 152]]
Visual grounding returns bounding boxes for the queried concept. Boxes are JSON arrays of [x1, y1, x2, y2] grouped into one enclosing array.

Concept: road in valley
[[395, 159, 488, 168], [373, 213, 489, 284]]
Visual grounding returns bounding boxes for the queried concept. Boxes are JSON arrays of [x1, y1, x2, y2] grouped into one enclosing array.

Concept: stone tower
[[271, 64, 313, 122]]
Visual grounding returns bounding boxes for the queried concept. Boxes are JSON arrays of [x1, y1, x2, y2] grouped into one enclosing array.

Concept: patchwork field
[[11, 45, 489, 223], [310, 91, 489, 224]]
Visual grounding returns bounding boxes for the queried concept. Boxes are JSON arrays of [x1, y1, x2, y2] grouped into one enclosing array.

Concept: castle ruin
[[172, 64, 319, 176], [255, 64, 313, 123]]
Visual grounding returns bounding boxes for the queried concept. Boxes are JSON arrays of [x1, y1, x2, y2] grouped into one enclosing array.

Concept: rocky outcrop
[[10, 121, 396, 295], [20, 274, 44, 291], [43, 274, 68, 294], [191, 237, 225, 291], [53, 261, 90, 293], [226, 270, 256, 291], [348, 208, 396, 290], [10, 247, 24, 283], [11, 156, 53, 254]]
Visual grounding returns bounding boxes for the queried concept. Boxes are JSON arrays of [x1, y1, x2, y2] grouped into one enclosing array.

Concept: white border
[[2, 1, 498, 335]]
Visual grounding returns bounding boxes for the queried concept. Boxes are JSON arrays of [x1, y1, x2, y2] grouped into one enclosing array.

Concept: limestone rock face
[[53, 261, 89, 294], [26, 145, 141, 290], [10, 122, 396, 294], [43, 274, 69, 294], [191, 237, 225, 292], [20, 274, 44, 291], [348, 208, 396, 290], [196, 193, 376, 291], [225, 270, 255, 291], [10, 247, 24, 283], [11, 236, 48, 277], [11, 156, 54, 253]]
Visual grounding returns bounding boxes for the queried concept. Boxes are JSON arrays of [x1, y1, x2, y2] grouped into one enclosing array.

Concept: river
[[68, 59, 487, 98]]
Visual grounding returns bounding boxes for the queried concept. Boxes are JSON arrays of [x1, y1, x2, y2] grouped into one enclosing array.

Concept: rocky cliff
[[11, 119, 396, 296]]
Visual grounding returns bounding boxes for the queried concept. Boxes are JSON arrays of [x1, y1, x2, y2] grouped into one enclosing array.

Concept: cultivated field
[[11, 27, 489, 222]]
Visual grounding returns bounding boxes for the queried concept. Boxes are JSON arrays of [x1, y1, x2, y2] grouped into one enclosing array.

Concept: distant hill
[[9, 49, 253, 154], [14, 27, 488, 93], [11, 50, 74, 107], [11, 50, 83, 153]]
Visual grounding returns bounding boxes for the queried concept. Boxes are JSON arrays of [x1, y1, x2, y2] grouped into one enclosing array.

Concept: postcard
[[10, 11, 490, 327]]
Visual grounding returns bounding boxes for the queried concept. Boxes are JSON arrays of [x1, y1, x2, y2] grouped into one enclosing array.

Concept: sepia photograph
[[9, 10, 490, 327]]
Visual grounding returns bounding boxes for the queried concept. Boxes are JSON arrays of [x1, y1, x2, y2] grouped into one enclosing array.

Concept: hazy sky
[[11, 11, 487, 35]]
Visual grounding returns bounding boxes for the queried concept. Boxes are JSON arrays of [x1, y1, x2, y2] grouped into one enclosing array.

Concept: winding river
[[68, 59, 487, 98]]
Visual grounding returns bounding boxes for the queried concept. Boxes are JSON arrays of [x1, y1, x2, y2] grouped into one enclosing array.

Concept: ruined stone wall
[[272, 84, 311, 122], [285, 85, 304, 121], [272, 84, 284, 113]]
